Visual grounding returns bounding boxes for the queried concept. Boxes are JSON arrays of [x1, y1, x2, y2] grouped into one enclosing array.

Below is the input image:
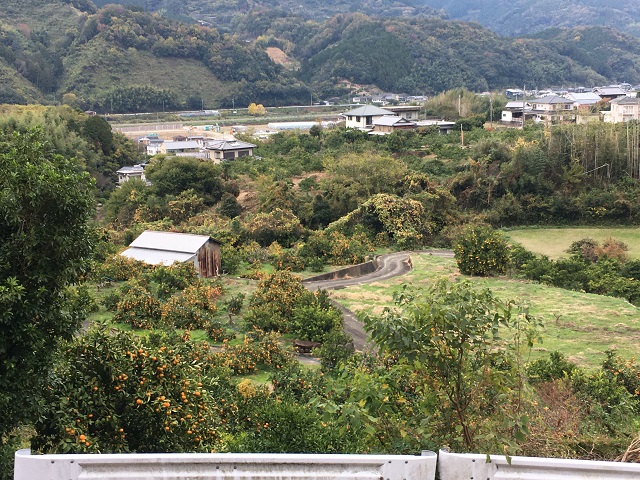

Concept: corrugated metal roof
[[129, 231, 211, 254], [121, 247, 195, 266]]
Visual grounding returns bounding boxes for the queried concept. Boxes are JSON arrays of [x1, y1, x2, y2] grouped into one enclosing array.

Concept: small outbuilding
[[121, 230, 221, 277]]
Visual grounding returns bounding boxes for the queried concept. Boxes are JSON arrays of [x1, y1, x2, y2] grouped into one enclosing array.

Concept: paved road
[[302, 250, 454, 351]]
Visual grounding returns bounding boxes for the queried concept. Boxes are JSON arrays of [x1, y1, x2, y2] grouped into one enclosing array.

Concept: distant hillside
[[420, 0, 640, 37], [89, 0, 640, 38], [0, 1, 310, 111], [2, 1, 640, 109], [296, 16, 640, 97], [92, 0, 442, 31]]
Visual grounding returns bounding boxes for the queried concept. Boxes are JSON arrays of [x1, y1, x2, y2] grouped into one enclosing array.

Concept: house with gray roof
[[370, 115, 417, 134], [608, 96, 640, 123], [120, 230, 221, 277], [116, 164, 147, 184], [205, 139, 256, 162], [566, 92, 602, 110], [342, 105, 394, 129], [529, 95, 575, 124], [159, 140, 202, 156], [592, 86, 627, 100]]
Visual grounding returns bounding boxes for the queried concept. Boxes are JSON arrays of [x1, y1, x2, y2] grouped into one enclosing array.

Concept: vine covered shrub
[[453, 225, 509, 276]]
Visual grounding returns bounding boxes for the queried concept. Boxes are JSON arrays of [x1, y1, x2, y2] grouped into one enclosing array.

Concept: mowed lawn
[[504, 227, 640, 259], [330, 253, 640, 370]]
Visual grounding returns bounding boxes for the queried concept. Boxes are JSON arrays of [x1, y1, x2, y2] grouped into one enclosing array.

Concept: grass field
[[330, 253, 640, 370], [504, 227, 640, 259]]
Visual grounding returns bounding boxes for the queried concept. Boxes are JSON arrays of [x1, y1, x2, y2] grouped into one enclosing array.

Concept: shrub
[[453, 225, 509, 276], [567, 238, 599, 262], [93, 255, 146, 282], [526, 351, 578, 384], [31, 327, 233, 454], [113, 279, 161, 329], [224, 293, 245, 317], [206, 318, 236, 343], [290, 301, 342, 342], [245, 271, 308, 333], [315, 330, 356, 370], [216, 330, 292, 375], [145, 262, 199, 300], [160, 282, 222, 330], [101, 291, 121, 311], [507, 242, 537, 273]]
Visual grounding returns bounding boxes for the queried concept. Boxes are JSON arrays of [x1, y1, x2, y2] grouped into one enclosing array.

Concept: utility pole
[[489, 95, 493, 129], [522, 83, 526, 129]]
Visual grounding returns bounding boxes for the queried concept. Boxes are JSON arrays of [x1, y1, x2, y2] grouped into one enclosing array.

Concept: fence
[[14, 449, 437, 480]]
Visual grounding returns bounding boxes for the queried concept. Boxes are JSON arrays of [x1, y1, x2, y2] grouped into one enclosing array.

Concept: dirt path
[[303, 250, 454, 352]]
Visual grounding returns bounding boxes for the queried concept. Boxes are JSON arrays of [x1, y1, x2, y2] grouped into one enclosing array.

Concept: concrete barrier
[[437, 449, 640, 480], [302, 257, 379, 283], [14, 449, 437, 480]]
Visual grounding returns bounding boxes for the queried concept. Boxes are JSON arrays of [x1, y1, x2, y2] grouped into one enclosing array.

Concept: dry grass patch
[[330, 253, 640, 369], [505, 227, 640, 259]]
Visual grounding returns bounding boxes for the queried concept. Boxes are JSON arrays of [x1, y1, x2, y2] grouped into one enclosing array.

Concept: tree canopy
[[0, 128, 95, 459]]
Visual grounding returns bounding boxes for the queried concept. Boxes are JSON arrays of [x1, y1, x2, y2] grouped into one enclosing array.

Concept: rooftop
[[342, 105, 394, 117]]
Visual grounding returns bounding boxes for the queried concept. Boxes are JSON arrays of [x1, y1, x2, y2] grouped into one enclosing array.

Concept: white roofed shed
[[121, 231, 221, 277]]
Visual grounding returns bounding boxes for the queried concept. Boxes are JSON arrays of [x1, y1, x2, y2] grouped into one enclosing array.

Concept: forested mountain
[[91, 0, 442, 30], [3, 0, 640, 111], [420, 0, 640, 37]]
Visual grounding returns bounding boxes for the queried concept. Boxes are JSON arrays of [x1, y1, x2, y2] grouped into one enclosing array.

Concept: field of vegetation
[[505, 228, 640, 260], [5, 103, 640, 479], [332, 253, 640, 369]]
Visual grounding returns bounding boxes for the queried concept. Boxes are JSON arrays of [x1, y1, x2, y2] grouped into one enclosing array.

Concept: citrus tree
[[32, 327, 236, 454], [0, 128, 95, 474]]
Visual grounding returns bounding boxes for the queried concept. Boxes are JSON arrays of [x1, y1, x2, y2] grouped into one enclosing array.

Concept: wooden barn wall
[[197, 241, 221, 277]]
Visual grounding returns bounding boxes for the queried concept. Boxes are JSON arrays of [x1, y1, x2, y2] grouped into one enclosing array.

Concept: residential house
[[121, 230, 221, 277], [608, 96, 640, 123], [116, 164, 147, 184], [500, 101, 533, 124], [592, 86, 627, 101], [205, 139, 256, 162], [159, 140, 202, 156], [415, 119, 456, 134], [342, 105, 394, 129], [505, 88, 524, 99], [385, 105, 422, 121], [529, 95, 575, 124], [138, 133, 164, 156], [370, 116, 417, 134], [566, 92, 602, 111]]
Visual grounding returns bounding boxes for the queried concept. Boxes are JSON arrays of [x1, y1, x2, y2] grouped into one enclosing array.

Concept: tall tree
[[0, 128, 95, 474]]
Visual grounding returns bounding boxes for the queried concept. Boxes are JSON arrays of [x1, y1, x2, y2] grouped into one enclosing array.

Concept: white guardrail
[[437, 449, 640, 480], [14, 449, 437, 480]]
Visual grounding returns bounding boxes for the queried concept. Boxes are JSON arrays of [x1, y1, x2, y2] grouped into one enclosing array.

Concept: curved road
[[302, 250, 454, 351]]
